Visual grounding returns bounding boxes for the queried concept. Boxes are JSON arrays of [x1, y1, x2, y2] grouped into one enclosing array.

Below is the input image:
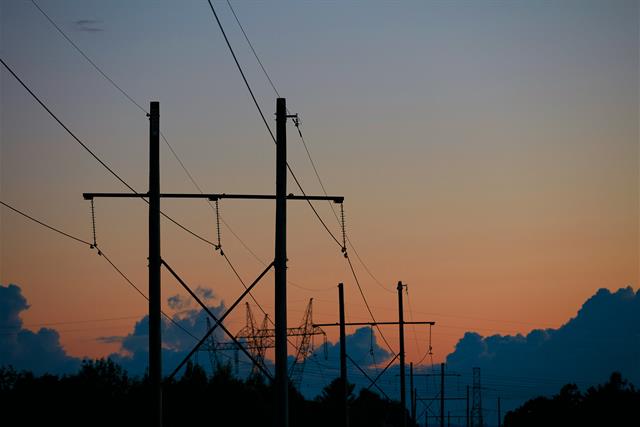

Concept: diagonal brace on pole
[[365, 353, 399, 392], [162, 259, 274, 381], [346, 354, 394, 401]]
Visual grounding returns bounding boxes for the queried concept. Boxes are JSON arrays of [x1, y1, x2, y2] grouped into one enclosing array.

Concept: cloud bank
[[445, 287, 640, 406], [0, 284, 80, 374]]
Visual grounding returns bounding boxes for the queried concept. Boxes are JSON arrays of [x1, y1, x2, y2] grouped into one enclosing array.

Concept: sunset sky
[[1, 0, 638, 376]]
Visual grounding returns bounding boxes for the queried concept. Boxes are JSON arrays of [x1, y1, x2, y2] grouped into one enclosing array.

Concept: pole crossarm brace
[[365, 353, 399, 392], [314, 321, 435, 328], [346, 354, 392, 401], [83, 192, 344, 203], [162, 259, 275, 381]]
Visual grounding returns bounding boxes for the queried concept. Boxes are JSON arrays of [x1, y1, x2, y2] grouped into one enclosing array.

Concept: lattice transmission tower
[[470, 367, 484, 427]]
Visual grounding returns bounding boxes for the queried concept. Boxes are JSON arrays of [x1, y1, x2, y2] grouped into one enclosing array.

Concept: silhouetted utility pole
[[466, 385, 470, 427], [447, 411, 450, 427], [338, 283, 349, 427], [148, 102, 162, 427], [441, 363, 445, 427], [410, 362, 416, 425], [497, 397, 501, 427], [398, 281, 407, 427], [414, 365, 461, 427], [84, 99, 343, 427], [274, 97, 289, 427], [315, 284, 434, 425]]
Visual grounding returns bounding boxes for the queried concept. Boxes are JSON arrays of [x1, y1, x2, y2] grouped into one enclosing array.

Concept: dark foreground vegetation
[[1, 359, 638, 427], [0, 359, 408, 427], [504, 372, 640, 427]]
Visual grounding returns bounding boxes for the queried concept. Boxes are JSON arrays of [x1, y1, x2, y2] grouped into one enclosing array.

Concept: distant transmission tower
[[199, 299, 326, 382], [288, 298, 316, 387], [471, 367, 484, 427]]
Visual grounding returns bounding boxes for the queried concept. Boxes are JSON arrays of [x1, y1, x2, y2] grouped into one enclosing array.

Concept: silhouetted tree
[[504, 372, 640, 427]]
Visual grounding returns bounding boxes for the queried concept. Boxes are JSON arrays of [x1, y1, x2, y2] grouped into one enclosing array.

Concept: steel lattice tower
[[471, 367, 484, 427]]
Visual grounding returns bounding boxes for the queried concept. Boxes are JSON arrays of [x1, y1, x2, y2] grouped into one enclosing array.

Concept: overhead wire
[[217, 1, 396, 355], [0, 57, 136, 194], [0, 199, 200, 343], [405, 286, 423, 363], [0, 56, 222, 251], [206, 0, 343, 249], [3, 49, 329, 379], [28, 0, 276, 269], [30, 0, 332, 296]]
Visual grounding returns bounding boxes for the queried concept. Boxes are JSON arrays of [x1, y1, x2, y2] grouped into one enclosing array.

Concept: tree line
[[1, 359, 637, 426]]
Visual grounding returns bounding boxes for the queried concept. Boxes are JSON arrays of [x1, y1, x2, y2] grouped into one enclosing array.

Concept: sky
[[0, 0, 638, 401]]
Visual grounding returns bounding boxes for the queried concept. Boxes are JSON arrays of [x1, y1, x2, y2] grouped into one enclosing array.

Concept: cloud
[[196, 287, 215, 302], [167, 288, 215, 312], [104, 292, 231, 376], [73, 19, 104, 32], [0, 284, 80, 374], [316, 326, 392, 368], [167, 294, 190, 311], [445, 287, 640, 411]]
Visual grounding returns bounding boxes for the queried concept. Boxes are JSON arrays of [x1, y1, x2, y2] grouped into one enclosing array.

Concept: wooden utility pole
[[315, 285, 434, 425], [410, 362, 416, 425], [148, 101, 162, 427], [497, 397, 501, 427], [441, 363, 445, 427], [466, 385, 470, 427], [274, 97, 289, 427], [84, 99, 343, 427], [338, 283, 349, 427], [398, 281, 406, 427]]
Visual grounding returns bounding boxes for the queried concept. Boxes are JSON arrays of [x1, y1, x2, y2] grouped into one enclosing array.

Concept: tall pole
[[440, 363, 445, 427], [398, 281, 406, 427], [275, 97, 288, 427], [497, 397, 501, 427], [410, 362, 415, 425], [338, 282, 349, 427], [466, 385, 470, 427], [148, 101, 162, 427]]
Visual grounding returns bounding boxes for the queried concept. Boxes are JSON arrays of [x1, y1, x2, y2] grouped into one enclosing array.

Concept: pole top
[[149, 101, 159, 116]]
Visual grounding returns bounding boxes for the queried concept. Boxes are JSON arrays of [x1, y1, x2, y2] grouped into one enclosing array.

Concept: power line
[[219, 1, 401, 372], [212, 1, 395, 354], [5, 315, 143, 329], [345, 256, 394, 354], [222, 1, 393, 294], [225, 0, 280, 98], [1, 57, 223, 252], [28, 0, 269, 265], [1, 198, 200, 343], [405, 288, 420, 356], [1, 200, 92, 246], [206, 0, 342, 249], [30, 0, 147, 114], [0, 57, 136, 194], [30, 0, 330, 296]]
